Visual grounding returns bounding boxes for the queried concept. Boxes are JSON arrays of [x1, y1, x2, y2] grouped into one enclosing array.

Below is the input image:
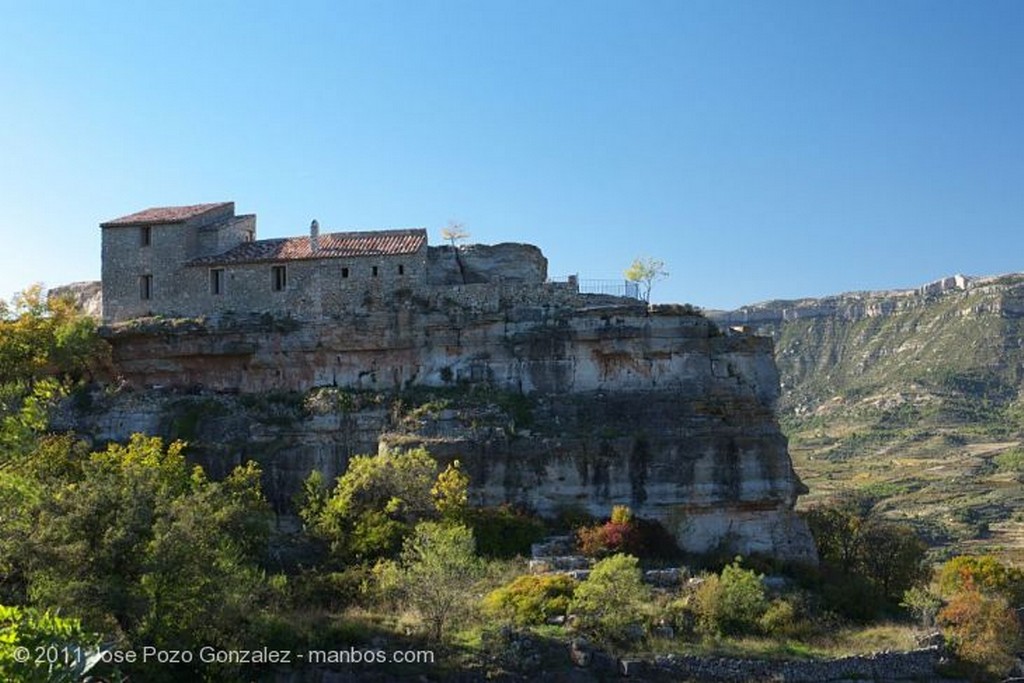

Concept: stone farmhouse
[[100, 201, 554, 324]]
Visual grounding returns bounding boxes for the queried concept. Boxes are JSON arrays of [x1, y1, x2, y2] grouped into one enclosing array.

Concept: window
[[341, 267, 350, 279], [372, 266, 379, 277], [210, 268, 225, 295], [140, 226, 151, 247], [272, 265, 287, 291], [398, 264, 405, 276], [139, 274, 152, 300]]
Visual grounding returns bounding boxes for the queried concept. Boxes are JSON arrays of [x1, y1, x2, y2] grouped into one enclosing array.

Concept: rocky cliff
[[711, 273, 1024, 557], [68, 277, 815, 563], [711, 272, 1024, 418]]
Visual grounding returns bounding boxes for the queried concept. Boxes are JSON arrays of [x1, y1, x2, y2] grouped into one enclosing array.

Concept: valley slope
[[711, 273, 1024, 561]]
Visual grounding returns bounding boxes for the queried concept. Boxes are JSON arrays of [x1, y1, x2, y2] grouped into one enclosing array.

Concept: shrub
[[758, 597, 813, 639], [938, 555, 1024, 606], [569, 554, 652, 646], [938, 588, 1022, 679], [482, 574, 576, 626], [693, 559, 767, 636], [578, 520, 632, 557], [576, 507, 679, 559], [396, 521, 482, 642], [467, 505, 547, 558], [610, 504, 633, 524]]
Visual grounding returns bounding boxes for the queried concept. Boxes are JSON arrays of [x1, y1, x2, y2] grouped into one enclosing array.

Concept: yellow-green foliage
[[938, 555, 1024, 606], [431, 460, 469, 521], [0, 285, 106, 386], [610, 504, 633, 525], [9, 435, 270, 649], [693, 560, 767, 636], [482, 574, 576, 626], [299, 447, 464, 562], [0, 604, 105, 682], [569, 554, 652, 645]]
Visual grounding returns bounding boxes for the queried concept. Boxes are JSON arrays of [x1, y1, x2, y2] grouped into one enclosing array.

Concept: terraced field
[[713, 274, 1024, 561]]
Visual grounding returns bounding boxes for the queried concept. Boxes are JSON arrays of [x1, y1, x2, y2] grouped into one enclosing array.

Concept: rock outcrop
[[426, 243, 548, 285], [48, 280, 103, 318], [79, 280, 816, 564]]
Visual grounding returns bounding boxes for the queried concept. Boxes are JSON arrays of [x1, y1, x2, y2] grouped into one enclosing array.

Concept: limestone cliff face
[[710, 272, 1024, 417], [83, 288, 816, 563]]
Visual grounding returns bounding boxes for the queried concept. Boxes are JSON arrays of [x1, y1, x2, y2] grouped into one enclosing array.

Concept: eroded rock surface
[[77, 287, 815, 563]]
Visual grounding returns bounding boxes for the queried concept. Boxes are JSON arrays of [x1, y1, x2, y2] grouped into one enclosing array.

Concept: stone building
[[101, 202, 435, 324]]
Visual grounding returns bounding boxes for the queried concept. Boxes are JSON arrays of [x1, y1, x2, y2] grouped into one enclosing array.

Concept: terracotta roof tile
[[189, 228, 427, 266], [101, 202, 233, 227]]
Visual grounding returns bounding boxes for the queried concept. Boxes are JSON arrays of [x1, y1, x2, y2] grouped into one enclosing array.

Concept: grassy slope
[[751, 277, 1024, 562]]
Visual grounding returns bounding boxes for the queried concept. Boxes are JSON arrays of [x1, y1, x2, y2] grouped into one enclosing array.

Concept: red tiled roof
[[189, 228, 427, 266], [101, 202, 233, 227]]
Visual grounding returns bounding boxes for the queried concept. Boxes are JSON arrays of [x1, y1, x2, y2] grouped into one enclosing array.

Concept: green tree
[[300, 447, 468, 562], [396, 521, 482, 642], [432, 459, 469, 522], [805, 497, 929, 618], [693, 559, 768, 636], [19, 435, 271, 651], [0, 604, 109, 683], [624, 257, 668, 303], [0, 285, 106, 387], [569, 553, 652, 645]]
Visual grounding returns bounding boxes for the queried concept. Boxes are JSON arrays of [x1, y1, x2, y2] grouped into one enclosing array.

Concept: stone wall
[[169, 249, 430, 321], [580, 643, 952, 682], [101, 204, 248, 323]]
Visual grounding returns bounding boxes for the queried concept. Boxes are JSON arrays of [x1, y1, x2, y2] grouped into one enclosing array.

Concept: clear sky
[[1, 1, 1021, 310]]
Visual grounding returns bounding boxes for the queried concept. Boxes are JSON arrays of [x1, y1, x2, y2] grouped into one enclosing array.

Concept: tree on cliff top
[[624, 256, 668, 303], [440, 220, 470, 248]]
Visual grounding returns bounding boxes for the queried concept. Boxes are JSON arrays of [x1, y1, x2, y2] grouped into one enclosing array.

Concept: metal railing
[[576, 278, 641, 299]]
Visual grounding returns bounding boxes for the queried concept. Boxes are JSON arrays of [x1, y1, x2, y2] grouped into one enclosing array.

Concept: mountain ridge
[[710, 270, 1024, 561]]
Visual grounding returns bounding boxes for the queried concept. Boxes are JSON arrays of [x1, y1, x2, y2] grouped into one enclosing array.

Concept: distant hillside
[[711, 273, 1024, 561]]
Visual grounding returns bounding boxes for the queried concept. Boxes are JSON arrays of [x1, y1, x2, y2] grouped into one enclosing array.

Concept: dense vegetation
[[1, 287, 1022, 681]]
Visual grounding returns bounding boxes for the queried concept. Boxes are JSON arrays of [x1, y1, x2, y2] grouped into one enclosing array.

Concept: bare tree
[[624, 256, 669, 303], [440, 220, 470, 248]]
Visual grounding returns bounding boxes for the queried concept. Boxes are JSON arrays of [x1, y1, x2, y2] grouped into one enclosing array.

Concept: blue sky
[[1, 1, 1021, 309]]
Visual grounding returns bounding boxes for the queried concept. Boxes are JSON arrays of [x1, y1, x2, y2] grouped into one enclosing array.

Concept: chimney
[[310, 219, 320, 252]]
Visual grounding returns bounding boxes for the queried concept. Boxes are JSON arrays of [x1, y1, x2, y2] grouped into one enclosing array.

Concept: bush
[[482, 574, 576, 626], [938, 555, 1024, 606], [758, 598, 812, 639], [569, 554, 652, 646], [576, 507, 679, 559], [938, 588, 1022, 679], [467, 505, 547, 558], [693, 559, 767, 636]]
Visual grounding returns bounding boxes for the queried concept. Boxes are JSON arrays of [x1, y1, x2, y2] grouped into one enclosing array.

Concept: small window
[[272, 265, 287, 291], [140, 226, 151, 247], [341, 267, 350, 278], [210, 268, 225, 295], [139, 274, 152, 300], [398, 264, 405, 276], [372, 266, 379, 277]]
